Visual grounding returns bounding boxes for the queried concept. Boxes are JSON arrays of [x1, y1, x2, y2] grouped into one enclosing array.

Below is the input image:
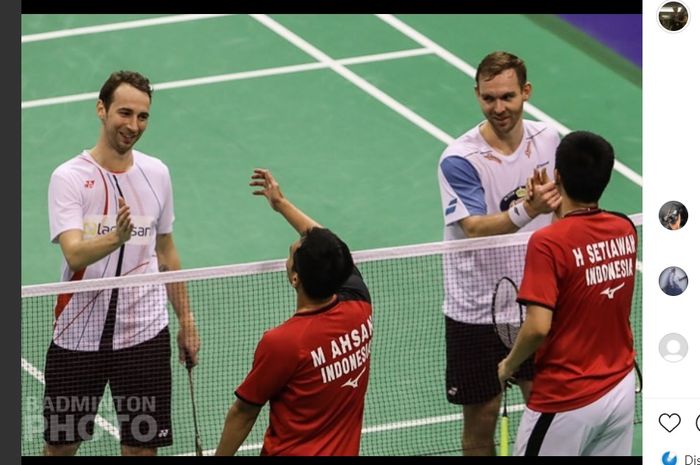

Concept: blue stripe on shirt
[[440, 156, 487, 215]]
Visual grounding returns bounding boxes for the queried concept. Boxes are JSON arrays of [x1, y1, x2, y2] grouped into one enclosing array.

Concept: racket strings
[[492, 278, 524, 349]]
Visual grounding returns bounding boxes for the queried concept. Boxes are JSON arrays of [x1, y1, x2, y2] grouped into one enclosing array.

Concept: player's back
[[247, 269, 373, 456], [521, 210, 637, 412]]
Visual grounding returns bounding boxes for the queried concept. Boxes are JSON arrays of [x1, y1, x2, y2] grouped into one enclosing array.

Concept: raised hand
[[526, 168, 561, 215], [115, 197, 134, 244], [250, 168, 285, 211]]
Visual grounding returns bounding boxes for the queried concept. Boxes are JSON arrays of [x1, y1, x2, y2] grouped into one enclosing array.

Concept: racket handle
[[499, 415, 509, 456]]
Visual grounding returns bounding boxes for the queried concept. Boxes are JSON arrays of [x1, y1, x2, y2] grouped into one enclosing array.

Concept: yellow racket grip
[[499, 415, 509, 456]]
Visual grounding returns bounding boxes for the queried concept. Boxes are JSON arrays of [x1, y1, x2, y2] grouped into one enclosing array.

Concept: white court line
[[21, 357, 121, 440], [178, 441, 262, 456], [22, 14, 642, 189], [21, 14, 235, 43], [251, 14, 455, 145], [375, 14, 643, 188], [23, 91, 100, 109], [21, 47, 433, 110], [177, 404, 527, 456]]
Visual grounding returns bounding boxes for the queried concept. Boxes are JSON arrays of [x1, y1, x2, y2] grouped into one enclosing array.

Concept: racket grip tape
[[499, 415, 509, 456]]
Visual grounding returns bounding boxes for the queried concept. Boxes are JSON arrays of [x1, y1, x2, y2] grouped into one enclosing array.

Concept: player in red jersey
[[498, 131, 637, 455], [216, 169, 373, 456]]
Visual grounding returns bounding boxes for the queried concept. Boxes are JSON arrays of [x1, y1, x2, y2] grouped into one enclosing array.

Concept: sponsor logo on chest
[[83, 214, 156, 246]]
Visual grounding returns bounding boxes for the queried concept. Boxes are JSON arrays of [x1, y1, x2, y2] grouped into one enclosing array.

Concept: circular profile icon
[[659, 1, 690, 32], [659, 333, 689, 363], [659, 266, 689, 296], [659, 201, 688, 230]]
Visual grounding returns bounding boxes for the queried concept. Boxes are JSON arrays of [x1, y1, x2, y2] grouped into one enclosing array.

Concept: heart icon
[[659, 413, 681, 432]]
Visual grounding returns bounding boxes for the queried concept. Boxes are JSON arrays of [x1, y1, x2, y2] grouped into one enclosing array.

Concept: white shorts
[[514, 369, 635, 456]]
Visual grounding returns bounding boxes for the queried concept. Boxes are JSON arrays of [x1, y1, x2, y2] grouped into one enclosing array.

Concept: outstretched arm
[[250, 168, 322, 234]]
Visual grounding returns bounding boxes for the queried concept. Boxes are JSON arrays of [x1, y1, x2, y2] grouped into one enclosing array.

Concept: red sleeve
[[235, 327, 300, 406], [518, 231, 558, 310]]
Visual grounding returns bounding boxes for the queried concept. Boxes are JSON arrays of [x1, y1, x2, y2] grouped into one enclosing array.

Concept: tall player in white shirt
[[43, 71, 201, 456], [437, 52, 561, 455]]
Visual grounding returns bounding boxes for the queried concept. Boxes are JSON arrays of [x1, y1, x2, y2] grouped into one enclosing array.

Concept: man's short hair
[[555, 131, 615, 203], [475, 51, 527, 89], [293, 228, 354, 300], [98, 70, 153, 110]]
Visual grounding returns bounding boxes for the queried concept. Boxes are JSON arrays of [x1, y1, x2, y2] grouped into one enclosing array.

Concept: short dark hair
[[555, 131, 615, 203], [293, 227, 354, 300], [98, 70, 153, 110], [475, 51, 527, 89]]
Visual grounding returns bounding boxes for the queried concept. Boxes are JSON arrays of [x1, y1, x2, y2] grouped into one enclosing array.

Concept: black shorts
[[43, 326, 173, 448], [445, 316, 535, 405]]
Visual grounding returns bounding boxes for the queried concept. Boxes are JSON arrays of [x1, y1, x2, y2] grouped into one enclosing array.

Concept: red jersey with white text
[[235, 268, 372, 456], [518, 210, 636, 412]]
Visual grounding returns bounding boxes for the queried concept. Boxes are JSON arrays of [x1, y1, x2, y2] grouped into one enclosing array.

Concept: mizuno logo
[[341, 367, 367, 389], [601, 282, 625, 299]]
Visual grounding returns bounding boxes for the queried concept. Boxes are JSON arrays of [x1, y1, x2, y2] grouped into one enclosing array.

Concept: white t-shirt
[[48, 150, 174, 351], [437, 120, 559, 323]]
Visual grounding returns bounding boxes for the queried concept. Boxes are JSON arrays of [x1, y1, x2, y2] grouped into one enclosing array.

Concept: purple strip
[[558, 14, 642, 67]]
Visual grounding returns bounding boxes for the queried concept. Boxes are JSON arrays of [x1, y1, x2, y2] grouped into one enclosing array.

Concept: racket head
[[491, 276, 524, 349]]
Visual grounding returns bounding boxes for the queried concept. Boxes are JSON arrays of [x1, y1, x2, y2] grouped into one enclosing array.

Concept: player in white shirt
[[43, 71, 201, 456], [436, 52, 561, 455]]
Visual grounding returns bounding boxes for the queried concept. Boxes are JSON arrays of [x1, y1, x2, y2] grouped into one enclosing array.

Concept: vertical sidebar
[[644, 0, 699, 464]]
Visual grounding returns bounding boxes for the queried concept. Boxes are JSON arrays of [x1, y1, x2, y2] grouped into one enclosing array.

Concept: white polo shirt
[[437, 120, 559, 323], [48, 150, 174, 350]]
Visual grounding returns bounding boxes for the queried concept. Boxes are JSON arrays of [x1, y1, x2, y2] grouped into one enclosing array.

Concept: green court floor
[[21, 14, 642, 456]]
